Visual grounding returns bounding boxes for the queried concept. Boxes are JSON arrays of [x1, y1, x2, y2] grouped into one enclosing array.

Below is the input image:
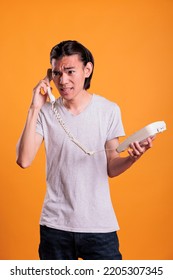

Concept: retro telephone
[[46, 70, 166, 155], [116, 121, 166, 153]]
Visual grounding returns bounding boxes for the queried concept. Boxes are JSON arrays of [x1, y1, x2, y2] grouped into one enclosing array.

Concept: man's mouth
[[60, 87, 73, 94]]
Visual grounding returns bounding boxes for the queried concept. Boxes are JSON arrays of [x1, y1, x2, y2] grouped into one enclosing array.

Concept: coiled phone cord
[[51, 102, 95, 156]]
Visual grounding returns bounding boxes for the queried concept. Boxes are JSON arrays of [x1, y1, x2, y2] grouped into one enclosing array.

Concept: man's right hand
[[31, 70, 52, 110]]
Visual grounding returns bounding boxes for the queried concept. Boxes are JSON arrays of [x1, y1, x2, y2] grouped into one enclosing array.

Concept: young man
[[16, 40, 153, 260]]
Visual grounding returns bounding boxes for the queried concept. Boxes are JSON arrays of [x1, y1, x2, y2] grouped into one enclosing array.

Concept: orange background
[[0, 0, 172, 260]]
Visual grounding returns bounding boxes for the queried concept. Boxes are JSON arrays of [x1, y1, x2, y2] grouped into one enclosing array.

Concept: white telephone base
[[116, 121, 166, 153]]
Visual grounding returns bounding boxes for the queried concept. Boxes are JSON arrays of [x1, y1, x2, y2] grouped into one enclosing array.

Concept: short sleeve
[[106, 104, 125, 141], [36, 111, 44, 137]]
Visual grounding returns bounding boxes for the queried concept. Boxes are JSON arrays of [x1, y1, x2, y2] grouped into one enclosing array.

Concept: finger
[[129, 141, 144, 155], [140, 137, 153, 150], [141, 136, 155, 147], [40, 81, 49, 94], [146, 137, 153, 148], [150, 135, 156, 141], [127, 148, 140, 161], [33, 80, 48, 96], [140, 139, 150, 146]]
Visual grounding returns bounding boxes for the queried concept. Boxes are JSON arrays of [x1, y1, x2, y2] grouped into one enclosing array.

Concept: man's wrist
[[128, 154, 137, 164], [29, 103, 41, 112]]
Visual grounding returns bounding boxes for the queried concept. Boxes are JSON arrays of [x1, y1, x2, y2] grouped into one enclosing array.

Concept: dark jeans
[[39, 225, 122, 260]]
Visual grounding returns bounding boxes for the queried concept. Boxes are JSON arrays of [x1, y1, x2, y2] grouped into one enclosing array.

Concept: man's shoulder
[[93, 93, 120, 110]]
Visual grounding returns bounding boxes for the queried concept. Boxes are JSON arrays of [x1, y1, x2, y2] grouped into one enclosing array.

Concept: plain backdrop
[[0, 0, 172, 259]]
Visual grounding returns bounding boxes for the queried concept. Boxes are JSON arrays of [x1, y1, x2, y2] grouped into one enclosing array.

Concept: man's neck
[[62, 91, 92, 116]]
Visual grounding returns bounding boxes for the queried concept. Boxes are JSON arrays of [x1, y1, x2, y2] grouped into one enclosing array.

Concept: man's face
[[51, 54, 92, 101]]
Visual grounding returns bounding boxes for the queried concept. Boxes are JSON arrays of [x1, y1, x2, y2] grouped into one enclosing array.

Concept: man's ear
[[84, 62, 93, 78]]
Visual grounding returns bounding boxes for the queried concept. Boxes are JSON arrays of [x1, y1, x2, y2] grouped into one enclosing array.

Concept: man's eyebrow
[[52, 67, 76, 73], [64, 66, 76, 70]]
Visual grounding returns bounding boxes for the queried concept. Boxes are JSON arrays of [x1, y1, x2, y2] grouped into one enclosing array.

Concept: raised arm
[[16, 75, 50, 168]]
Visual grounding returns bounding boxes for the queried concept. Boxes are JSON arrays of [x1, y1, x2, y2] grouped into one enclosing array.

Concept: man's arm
[[16, 107, 43, 168], [106, 137, 153, 177], [16, 75, 50, 168]]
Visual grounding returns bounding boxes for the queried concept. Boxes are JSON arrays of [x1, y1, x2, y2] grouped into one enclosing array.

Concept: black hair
[[50, 40, 94, 90]]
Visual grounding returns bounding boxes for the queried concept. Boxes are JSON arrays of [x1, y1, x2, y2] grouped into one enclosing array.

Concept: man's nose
[[59, 73, 68, 84]]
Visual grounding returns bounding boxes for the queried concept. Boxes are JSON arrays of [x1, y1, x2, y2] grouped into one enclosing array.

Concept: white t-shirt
[[36, 94, 125, 233]]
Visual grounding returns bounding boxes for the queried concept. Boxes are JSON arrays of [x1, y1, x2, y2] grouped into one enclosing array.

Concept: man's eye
[[52, 71, 60, 76], [68, 70, 75, 75]]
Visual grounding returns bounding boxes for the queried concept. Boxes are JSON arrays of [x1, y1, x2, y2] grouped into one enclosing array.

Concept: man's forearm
[[107, 156, 135, 177], [16, 106, 41, 168]]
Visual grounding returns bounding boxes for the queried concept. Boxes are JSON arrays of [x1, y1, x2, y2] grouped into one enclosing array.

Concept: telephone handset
[[46, 69, 56, 103], [47, 86, 56, 103]]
